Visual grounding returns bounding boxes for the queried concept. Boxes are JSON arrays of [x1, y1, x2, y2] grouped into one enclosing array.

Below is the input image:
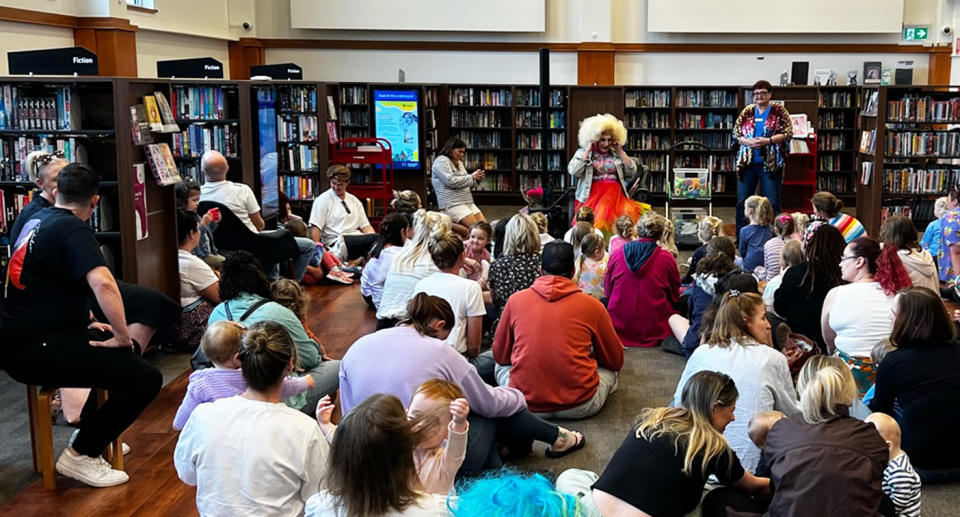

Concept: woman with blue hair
[[452, 471, 580, 517]]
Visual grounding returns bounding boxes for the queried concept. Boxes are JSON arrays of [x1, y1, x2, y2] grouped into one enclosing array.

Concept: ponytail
[[401, 293, 454, 338], [370, 212, 411, 259], [875, 242, 912, 295], [574, 233, 603, 282], [773, 214, 795, 238]]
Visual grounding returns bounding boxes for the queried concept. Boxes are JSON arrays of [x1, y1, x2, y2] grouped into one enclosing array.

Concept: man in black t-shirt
[[1, 163, 162, 488]]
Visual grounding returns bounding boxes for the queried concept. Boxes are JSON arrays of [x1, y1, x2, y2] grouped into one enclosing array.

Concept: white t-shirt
[[829, 281, 895, 358], [377, 250, 440, 321], [305, 490, 452, 517], [199, 180, 261, 233], [308, 189, 371, 252], [178, 249, 219, 307], [414, 272, 486, 354], [563, 226, 603, 245], [174, 396, 329, 517]]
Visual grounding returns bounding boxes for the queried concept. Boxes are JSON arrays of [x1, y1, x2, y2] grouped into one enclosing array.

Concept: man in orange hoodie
[[493, 241, 624, 419]]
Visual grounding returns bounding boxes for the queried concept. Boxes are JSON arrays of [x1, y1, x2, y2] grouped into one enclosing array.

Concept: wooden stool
[[26, 386, 124, 489]]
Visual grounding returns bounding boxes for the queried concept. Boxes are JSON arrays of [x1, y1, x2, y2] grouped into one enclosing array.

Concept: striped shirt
[[883, 451, 922, 517], [431, 155, 476, 210], [831, 213, 867, 243], [763, 236, 787, 281]]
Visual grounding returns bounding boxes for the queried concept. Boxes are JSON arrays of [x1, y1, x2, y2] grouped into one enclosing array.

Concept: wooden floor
[[0, 283, 376, 516]]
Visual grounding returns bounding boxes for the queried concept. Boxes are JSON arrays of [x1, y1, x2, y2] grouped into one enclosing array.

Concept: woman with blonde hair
[[672, 291, 798, 473], [488, 213, 541, 332], [567, 113, 649, 236], [376, 210, 451, 328], [557, 371, 769, 517]]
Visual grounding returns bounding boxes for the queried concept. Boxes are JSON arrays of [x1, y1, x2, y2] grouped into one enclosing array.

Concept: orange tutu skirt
[[574, 180, 649, 238]]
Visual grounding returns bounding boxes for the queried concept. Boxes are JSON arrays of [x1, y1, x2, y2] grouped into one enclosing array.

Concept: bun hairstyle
[[25, 150, 66, 183], [370, 212, 412, 259], [636, 212, 667, 240], [238, 321, 299, 392], [697, 216, 723, 243], [427, 231, 463, 270], [796, 356, 857, 424], [574, 205, 595, 224], [395, 210, 451, 271], [847, 237, 912, 295], [391, 190, 421, 214], [615, 215, 636, 239], [811, 191, 843, 218], [773, 214, 795, 238], [402, 292, 455, 338]]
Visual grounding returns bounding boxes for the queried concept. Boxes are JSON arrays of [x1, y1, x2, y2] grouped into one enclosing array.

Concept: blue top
[[921, 217, 943, 261], [682, 282, 714, 356], [739, 224, 775, 274], [752, 105, 771, 163]]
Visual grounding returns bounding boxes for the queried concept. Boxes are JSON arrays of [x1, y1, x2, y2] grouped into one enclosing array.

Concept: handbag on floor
[[780, 332, 820, 377]]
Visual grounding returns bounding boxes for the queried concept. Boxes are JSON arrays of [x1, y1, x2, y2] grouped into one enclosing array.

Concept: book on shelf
[[326, 95, 337, 120], [790, 114, 810, 138], [278, 115, 318, 142], [280, 145, 319, 172], [326, 121, 338, 144], [882, 166, 960, 194], [887, 96, 960, 122], [0, 136, 87, 182], [143, 95, 164, 132], [128, 104, 153, 145], [861, 161, 874, 185], [885, 131, 960, 157], [281, 174, 318, 201], [132, 163, 148, 240], [626, 89, 670, 108], [0, 85, 80, 131], [859, 130, 876, 154], [861, 90, 879, 116], [789, 139, 809, 153], [171, 86, 228, 120], [144, 143, 182, 186], [278, 86, 317, 112], [88, 194, 115, 232], [152, 91, 181, 133], [0, 190, 33, 234], [172, 123, 238, 158]]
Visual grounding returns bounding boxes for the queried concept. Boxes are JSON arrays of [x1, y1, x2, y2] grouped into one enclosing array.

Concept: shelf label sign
[[7, 47, 98, 75], [250, 63, 303, 80], [157, 57, 224, 79], [903, 26, 928, 41]]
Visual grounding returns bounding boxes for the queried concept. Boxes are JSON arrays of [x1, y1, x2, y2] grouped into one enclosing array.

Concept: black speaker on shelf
[[791, 62, 809, 86]]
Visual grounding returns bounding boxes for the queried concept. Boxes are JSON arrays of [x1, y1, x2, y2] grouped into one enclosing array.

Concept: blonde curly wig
[[577, 113, 628, 149]]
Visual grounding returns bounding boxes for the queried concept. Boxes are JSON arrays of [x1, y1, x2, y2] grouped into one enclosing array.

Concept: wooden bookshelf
[[515, 86, 569, 193], [816, 86, 859, 202], [672, 86, 740, 204], [624, 87, 672, 197], [447, 85, 514, 197]]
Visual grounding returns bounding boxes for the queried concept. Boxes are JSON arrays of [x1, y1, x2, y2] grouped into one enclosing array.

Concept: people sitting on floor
[[556, 371, 770, 517], [194, 251, 340, 413], [176, 208, 221, 351], [270, 279, 332, 362], [673, 291, 798, 473], [377, 210, 450, 329], [763, 213, 795, 281], [305, 394, 450, 516], [682, 215, 722, 284], [176, 180, 224, 269], [530, 211, 555, 251], [822, 236, 912, 395], [658, 214, 679, 258], [414, 232, 488, 371], [493, 241, 623, 419], [709, 357, 891, 516], [283, 219, 355, 285], [339, 293, 585, 478], [880, 215, 939, 292], [174, 321, 329, 516], [574, 232, 608, 299], [361, 212, 412, 310], [309, 164, 378, 262], [870, 286, 960, 484], [1, 162, 163, 488], [738, 195, 775, 277], [463, 221, 492, 283], [763, 239, 802, 314], [605, 212, 681, 347], [488, 214, 542, 333], [608, 214, 636, 259], [866, 412, 923, 517], [455, 472, 581, 517], [563, 205, 603, 244], [811, 190, 867, 243], [774, 222, 846, 352], [172, 320, 314, 430]]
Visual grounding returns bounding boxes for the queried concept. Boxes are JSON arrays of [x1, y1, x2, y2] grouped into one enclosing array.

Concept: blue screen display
[[373, 89, 419, 170]]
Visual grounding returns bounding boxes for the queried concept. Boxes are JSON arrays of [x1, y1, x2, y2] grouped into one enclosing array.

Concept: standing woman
[[568, 113, 649, 238], [733, 80, 792, 234], [431, 136, 487, 229]]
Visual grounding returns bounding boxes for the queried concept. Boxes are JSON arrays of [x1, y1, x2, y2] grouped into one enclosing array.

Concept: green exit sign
[[904, 26, 929, 40]]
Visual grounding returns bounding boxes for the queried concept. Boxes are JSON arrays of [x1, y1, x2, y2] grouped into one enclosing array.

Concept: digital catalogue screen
[[373, 89, 420, 170], [256, 87, 279, 218]]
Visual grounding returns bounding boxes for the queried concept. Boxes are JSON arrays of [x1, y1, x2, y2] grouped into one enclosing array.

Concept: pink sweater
[[413, 421, 468, 494]]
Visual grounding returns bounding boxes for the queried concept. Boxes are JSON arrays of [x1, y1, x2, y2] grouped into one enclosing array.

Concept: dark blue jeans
[[736, 163, 782, 234]]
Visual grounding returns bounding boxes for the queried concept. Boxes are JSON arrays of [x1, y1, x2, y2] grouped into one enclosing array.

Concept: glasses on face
[[753, 90, 770, 97], [840, 255, 858, 262]]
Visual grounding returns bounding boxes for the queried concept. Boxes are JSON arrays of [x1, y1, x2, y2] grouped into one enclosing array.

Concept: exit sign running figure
[[903, 26, 929, 41]]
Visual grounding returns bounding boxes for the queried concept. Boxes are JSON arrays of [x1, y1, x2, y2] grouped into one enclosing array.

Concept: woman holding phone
[[431, 136, 488, 228]]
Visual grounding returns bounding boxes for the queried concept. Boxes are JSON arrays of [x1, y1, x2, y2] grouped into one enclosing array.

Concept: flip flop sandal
[[545, 432, 586, 459]]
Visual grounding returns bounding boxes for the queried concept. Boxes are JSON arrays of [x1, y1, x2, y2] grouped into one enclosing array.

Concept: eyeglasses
[[753, 90, 771, 96], [840, 255, 858, 262], [341, 200, 351, 215]]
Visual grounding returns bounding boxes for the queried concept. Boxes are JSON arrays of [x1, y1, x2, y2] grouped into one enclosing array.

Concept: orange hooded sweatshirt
[[493, 275, 624, 413]]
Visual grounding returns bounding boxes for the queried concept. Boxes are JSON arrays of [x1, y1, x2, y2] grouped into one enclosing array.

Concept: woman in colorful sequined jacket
[[732, 80, 792, 234]]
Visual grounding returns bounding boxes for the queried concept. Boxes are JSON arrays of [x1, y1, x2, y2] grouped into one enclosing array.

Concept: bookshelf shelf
[[174, 118, 239, 124], [0, 129, 115, 137]]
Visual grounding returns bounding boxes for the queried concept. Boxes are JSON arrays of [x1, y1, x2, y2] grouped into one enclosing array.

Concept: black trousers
[[458, 409, 560, 480], [700, 486, 897, 517], [90, 280, 180, 347], [3, 330, 162, 458], [344, 233, 378, 261]]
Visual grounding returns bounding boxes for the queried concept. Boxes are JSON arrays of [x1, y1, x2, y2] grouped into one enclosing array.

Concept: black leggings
[[700, 486, 897, 517], [459, 409, 559, 479], [3, 330, 162, 458], [344, 234, 378, 261], [90, 281, 180, 347]]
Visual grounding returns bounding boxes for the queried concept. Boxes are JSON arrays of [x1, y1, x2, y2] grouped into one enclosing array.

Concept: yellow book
[[143, 95, 163, 132]]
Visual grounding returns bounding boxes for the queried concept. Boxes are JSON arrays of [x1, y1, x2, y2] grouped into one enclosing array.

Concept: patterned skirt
[[836, 349, 877, 397], [574, 180, 649, 239], [176, 300, 214, 352]]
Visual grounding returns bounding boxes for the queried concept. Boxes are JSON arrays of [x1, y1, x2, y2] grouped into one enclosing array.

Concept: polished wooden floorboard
[[0, 283, 375, 516]]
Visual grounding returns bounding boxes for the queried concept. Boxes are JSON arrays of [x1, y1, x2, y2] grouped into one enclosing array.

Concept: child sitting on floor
[[464, 221, 492, 282], [866, 412, 922, 517], [316, 378, 470, 495], [175, 180, 224, 269], [738, 195, 775, 277], [574, 232, 607, 299], [608, 215, 635, 257], [270, 278, 331, 361], [172, 320, 314, 430], [284, 219, 354, 285], [683, 216, 722, 284]]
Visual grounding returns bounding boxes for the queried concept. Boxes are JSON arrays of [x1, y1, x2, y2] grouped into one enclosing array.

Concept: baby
[[172, 320, 314, 430], [316, 378, 470, 495], [866, 413, 922, 517]]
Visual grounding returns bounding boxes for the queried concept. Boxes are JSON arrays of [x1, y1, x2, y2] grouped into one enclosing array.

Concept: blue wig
[[450, 470, 581, 516]]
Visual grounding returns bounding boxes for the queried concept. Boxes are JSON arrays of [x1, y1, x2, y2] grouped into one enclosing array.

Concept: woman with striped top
[[812, 191, 867, 243], [431, 136, 488, 228]]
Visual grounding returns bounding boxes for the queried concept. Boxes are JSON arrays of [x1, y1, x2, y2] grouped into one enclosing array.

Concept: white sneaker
[[69, 429, 130, 455], [55, 449, 129, 487]]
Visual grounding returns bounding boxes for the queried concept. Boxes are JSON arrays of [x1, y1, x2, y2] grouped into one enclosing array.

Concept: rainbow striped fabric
[[830, 213, 867, 243]]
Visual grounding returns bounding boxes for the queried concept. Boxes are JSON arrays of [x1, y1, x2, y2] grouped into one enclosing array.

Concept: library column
[[577, 0, 614, 85], [73, 17, 138, 77]]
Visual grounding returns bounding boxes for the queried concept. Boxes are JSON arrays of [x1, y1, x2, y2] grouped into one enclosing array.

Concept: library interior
[[2, 0, 960, 516]]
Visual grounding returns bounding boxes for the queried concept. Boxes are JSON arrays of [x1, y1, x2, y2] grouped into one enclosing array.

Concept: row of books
[[280, 175, 320, 201], [340, 109, 369, 126], [818, 112, 853, 130], [676, 133, 731, 150], [339, 86, 367, 105], [859, 130, 877, 154], [278, 116, 319, 142], [881, 200, 937, 227], [676, 112, 734, 130], [647, 172, 667, 193], [515, 111, 565, 129], [817, 175, 851, 193], [514, 89, 565, 108], [341, 128, 369, 140], [277, 86, 317, 112], [450, 110, 505, 128], [675, 154, 734, 171], [516, 133, 565, 150], [424, 88, 439, 107], [449, 88, 512, 107], [628, 133, 670, 150], [887, 96, 960, 122], [882, 167, 960, 194], [819, 91, 854, 108], [635, 153, 667, 172], [819, 155, 850, 172], [464, 152, 502, 170], [819, 134, 850, 151], [0, 190, 32, 234], [279, 145, 320, 172], [885, 131, 960, 157], [516, 153, 545, 171], [626, 112, 670, 129], [0, 85, 78, 131], [676, 90, 738, 108], [626, 90, 670, 108], [87, 196, 115, 232], [172, 124, 239, 158], [472, 173, 512, 192], [0, 136, 87, 182], [170, 86, 231, 121], [714, 173, 729, 193], [456, 131, 502, 148]]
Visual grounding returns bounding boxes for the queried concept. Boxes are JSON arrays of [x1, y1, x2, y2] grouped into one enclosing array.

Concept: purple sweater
[[172, 368, 310, 430], [339, 326, 526, 417]]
